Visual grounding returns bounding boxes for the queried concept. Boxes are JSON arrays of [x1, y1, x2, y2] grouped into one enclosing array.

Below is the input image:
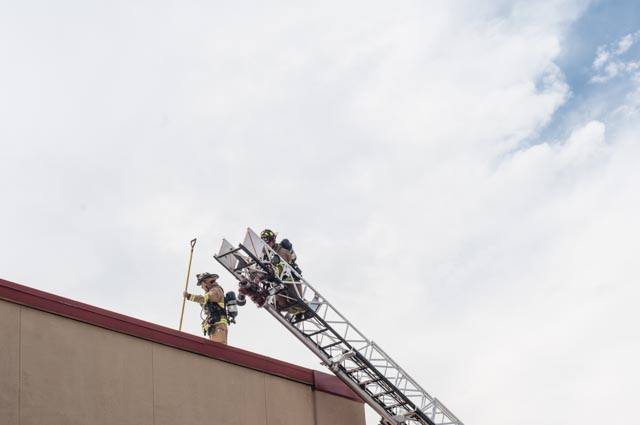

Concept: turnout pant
[[208, 323, 228, 345]]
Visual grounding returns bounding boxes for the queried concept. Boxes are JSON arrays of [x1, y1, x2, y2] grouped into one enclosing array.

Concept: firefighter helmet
[[260, 229, 276, 242], [196, 272, 219, 286]]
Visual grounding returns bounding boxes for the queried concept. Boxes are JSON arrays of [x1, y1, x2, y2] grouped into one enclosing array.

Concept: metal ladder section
[[213, 228, 463, 425]]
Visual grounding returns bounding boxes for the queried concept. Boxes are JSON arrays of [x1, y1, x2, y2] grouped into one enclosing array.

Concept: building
[[0, 278, 365, 425]]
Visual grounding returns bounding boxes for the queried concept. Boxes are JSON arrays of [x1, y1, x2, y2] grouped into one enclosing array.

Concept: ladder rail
[[263, 302, 406, 424], [213, 229, 463, 425], [235, 242, 373, 350]]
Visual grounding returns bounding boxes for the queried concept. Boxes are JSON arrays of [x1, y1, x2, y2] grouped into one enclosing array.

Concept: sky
[[1, 1, 639, 424]]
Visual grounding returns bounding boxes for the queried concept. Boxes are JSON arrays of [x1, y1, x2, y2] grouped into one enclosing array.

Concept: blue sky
[[561, 0, 640, 81], [541, 0, 640, 141]]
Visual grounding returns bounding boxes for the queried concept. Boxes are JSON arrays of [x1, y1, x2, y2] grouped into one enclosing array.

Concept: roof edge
[[0, 278, 361, 403]]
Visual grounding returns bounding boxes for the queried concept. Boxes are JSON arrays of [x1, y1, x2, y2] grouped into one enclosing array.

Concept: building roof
[[0, 278, 361, 402]]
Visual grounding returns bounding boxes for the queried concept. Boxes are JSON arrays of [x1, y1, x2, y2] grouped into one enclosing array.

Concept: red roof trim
[[0, 278, 361, 402]]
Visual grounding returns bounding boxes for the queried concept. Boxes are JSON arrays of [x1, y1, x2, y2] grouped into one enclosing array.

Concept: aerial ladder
[[214, 228, 464, 425]]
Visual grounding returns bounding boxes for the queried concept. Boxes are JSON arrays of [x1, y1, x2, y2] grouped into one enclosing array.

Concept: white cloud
[[593, 47, 610, 69], [591, 30, 640, 82], [1, 1, 639, 425], [616, 33, 635, 54]]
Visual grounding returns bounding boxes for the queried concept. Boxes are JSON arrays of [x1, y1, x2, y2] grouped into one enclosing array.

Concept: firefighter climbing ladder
[[214, 228, 463, 425]]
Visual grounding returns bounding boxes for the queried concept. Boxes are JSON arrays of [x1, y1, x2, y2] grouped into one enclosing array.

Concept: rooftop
[[0, 277, 360, 402]]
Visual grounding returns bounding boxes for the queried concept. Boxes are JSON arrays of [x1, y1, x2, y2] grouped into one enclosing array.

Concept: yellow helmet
[[260, 229, 276, 242]]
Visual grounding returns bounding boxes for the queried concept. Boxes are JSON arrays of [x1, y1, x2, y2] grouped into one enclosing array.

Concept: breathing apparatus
[[224, 291, 243, 324]]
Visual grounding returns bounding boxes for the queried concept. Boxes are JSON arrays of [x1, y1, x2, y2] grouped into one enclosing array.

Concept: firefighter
[[260, 229, 304, 314], [260, 229, 300, 274], [183, 272, 228, 344]]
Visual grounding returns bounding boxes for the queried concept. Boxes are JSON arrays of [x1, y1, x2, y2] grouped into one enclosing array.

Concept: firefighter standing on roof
[[183, 273, 228, 344]]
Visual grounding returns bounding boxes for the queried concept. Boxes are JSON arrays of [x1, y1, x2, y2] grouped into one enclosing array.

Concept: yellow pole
[[178, 238, 197, 331]]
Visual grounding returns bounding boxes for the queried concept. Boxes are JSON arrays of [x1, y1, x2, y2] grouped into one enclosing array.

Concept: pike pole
[[178, 238, 197, 331]]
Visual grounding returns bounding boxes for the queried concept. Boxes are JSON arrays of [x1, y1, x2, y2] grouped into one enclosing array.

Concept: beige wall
[[0, 300, 19, 425], [314, 391, 366, 425], [0, 299, 365, 425]]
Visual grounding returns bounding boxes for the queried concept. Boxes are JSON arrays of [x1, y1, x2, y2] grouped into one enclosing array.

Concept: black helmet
[[196, 272, 219, 286], [260, 229, 276, 242]]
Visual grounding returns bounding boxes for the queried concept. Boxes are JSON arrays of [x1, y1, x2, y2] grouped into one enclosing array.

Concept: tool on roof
[[178, 238, 197, 331]]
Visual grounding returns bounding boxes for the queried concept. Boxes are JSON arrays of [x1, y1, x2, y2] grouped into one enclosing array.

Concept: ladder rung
[[359, 378, 382, 386], [305, 328, 328, 337], [321, 341, 342, 350], [234, 261, 255, 271], [291, 315, 310, 324], [346, 365, 368, 374], [373, 390, 394, 398], [386, 401, 408, 409]]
